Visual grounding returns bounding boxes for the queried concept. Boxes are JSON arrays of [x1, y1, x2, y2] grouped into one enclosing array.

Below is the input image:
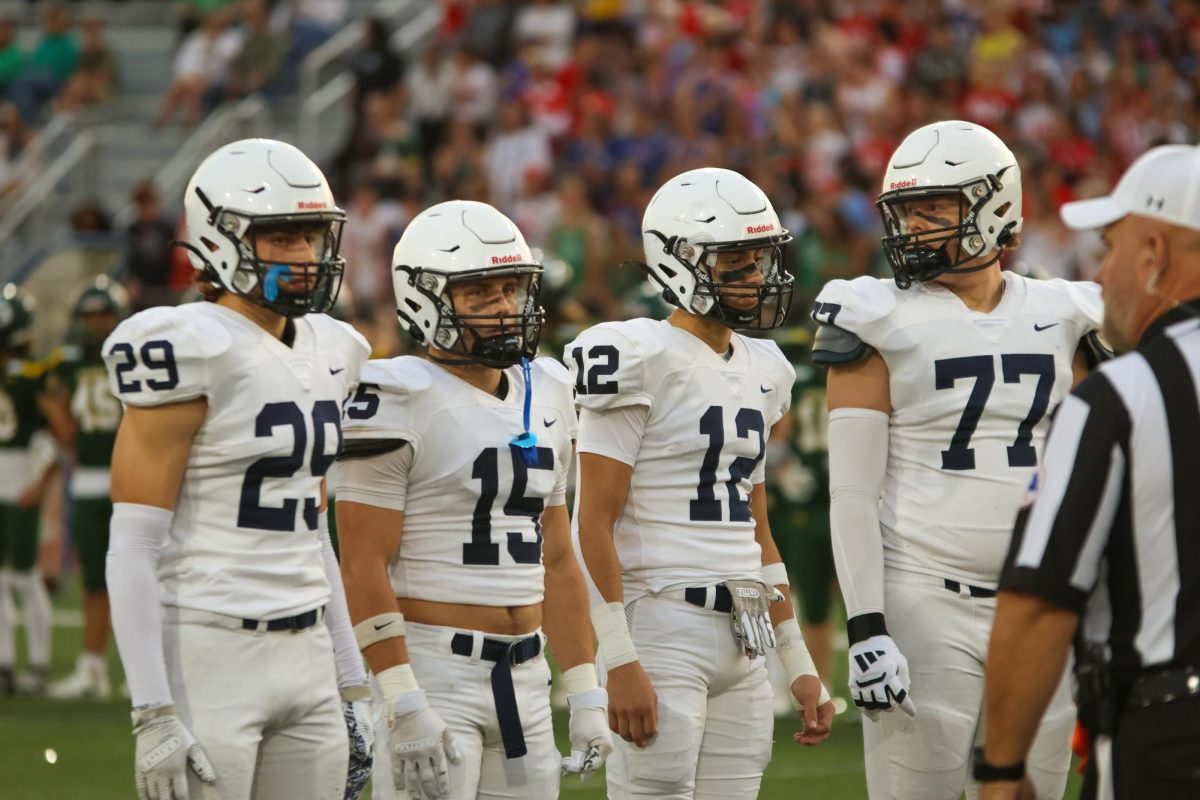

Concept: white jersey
[[331, 356, 576, 607], [566, 319, 795, 600], [815, 271, 1103, 587], [103, 302, 369, 619]]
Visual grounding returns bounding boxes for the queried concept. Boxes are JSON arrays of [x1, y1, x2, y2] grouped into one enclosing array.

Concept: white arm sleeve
[[106, 503, 173, 708], [577, 404, 649, 466], [318, 510, 368, 689], [327, 444, 413, 512], [827, 408, 889, 619]]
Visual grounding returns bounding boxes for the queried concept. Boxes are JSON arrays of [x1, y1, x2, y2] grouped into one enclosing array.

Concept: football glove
[[131, 704, 217, 800], [726, 580, 785, 658], [847, 634, 917, 720], [561, 687, 612, 782], [386, 689, 461, 800], [340, 685, 374, 800]]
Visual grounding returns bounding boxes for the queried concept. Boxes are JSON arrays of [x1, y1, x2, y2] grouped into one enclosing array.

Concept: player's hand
[[561, 686, 613, 782], [848, 635, 917, 720], [790, 675, 834, 746], [725, 580, 784, 658], [386, 689, 461, 799], [979, 776, 1037, 800], [131, 704, 217, 800], [606, 661, 658, 748], [340, 685, 374, 800]]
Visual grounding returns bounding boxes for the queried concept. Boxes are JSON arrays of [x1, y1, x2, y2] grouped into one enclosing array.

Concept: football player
[[46, 277, 127, 700], [332, 200, 611, 800], [569, 168, 834, 799], [103, 139, 375, 800], [814, 121, 1106, 799], [0, 284, 56, 697]]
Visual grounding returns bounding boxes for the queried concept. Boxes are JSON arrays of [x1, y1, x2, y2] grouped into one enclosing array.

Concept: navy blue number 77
[[935, 353, 1055, 470]]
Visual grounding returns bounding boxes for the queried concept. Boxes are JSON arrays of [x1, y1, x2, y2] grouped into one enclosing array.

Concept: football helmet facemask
[[181, 138, 346, 318], [392, 200, 544, 369]]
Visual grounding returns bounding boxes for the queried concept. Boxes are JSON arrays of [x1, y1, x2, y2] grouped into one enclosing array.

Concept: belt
[[944, 579, 996, 599], [450, 632, 541, 759], [684, 585, 734, 614], [241, 608, 322, 633], [1128, 666, 1200, 710]]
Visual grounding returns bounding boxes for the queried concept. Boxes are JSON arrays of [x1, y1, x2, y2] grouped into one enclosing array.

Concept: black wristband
[[846, 613, 888, 645], [971, 745, 1026, 782]]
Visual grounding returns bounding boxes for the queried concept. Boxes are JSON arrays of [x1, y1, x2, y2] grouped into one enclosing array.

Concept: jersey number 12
[[690, 405, 766, 522]]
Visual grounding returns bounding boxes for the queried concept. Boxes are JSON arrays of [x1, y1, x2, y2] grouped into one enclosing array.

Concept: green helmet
[[72, 276, 129, 319], [0, 283, 35, 353]]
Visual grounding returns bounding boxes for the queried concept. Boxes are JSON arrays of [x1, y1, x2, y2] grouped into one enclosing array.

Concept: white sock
[[11, 569, 51, 668], [0, 569, 14, 668]]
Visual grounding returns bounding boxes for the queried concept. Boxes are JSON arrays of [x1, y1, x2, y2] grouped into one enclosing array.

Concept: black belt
[[684, 585, 734, 614], [1128, 666, 1200, 710], [944, 579, 996, 599], [241, 608, 321, 632], [450, 632, 541, 759]]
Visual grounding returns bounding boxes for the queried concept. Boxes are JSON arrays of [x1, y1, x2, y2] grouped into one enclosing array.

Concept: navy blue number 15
[[238, 400, 342, 531]]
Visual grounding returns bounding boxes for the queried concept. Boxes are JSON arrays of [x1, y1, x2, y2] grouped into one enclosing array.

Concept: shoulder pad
[[1082, 330, 1115, 368], [812, 277, 896, 348], [1060, 279, 1104, 333], [306, 314, 372, 363], [812, 324, 871, 365], [341, 357, 429, 440], [101, 306, 231, 407], [564, 321, 661, 411], [532, 355, 571, 388], [741, 335, 797, 389]]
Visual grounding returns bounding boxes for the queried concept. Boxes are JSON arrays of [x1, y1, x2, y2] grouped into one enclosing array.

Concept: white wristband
[[761, 561, 789, 588], [353, 612, 406, 651], [561, 663, 600, 695], [775, 617, 831, 706], [375, 663, 421, 703], [590, 602, 638, 672]]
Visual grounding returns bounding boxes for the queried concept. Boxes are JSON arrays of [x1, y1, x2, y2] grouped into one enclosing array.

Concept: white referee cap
[[1061, 145, 1200, 232]]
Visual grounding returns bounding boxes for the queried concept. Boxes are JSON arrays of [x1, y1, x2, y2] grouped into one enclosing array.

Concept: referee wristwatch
[[972, 746, 1026, 782]]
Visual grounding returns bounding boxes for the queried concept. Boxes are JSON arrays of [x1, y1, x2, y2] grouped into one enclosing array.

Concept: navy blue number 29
[[110, 340, 179, 393], [690, 406, 766, 522], [238, 400, 342, 531], [465, 445, 554, 565], [935, 353, 1055, 471]]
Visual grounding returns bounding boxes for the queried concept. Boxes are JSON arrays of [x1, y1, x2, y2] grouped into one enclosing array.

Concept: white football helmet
[[392, 200, 543, 368], [641, 168, 793, 330], [182, 138, 346, 317], [877, 120, 1022, 288]]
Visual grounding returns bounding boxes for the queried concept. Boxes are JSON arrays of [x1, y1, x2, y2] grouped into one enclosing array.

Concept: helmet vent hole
[[200, 237, 219, 253], [695, 216, 716, 223], [404, 298, 421, 314], [994, 202, 1011, 218]]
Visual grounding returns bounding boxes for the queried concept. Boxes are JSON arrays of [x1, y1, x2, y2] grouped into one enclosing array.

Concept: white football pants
[[863, 569, 1075, 800], [605, 593, 775, 799], [161, 608, 348, 800], [370, 622, 560, 800]]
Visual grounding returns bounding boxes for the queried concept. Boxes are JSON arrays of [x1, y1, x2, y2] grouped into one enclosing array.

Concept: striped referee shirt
[[1001, 301, 1200, 677]]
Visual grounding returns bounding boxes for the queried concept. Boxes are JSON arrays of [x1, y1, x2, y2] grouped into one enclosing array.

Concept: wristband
[[590, 602, 638, 671], [761, 561, 789, 588], [339, 684, 372, 703], [375, 663, 420, 703], [846, 612, 888, 646], [774, 617, 831, 706], [353, 612, 406, 651], [561, 663, 600, 695], [972, 746, 1026, 782]]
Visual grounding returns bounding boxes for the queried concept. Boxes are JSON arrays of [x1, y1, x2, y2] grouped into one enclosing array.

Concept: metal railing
[[298, 0, 439, 158]]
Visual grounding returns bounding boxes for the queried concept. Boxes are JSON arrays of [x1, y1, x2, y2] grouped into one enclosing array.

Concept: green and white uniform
[[0, 357, 48, 571]]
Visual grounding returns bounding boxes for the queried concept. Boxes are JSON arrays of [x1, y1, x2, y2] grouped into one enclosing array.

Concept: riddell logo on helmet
[[491, 254, 522, 265], [746, 223, 776, 234], [889, 179, 918, 190], [297, 201, 328, 209]]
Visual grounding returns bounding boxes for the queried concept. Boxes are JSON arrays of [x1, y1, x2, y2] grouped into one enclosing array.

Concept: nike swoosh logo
[[329, 366, 345, 375], [373, 622, 392, 631], [760, 385, 772, 393], [544, 418, 557, 428], [1033, 323, 1059, 332]]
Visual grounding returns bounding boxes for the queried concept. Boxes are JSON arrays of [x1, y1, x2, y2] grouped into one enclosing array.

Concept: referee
[[976, 143, 1200, 800]]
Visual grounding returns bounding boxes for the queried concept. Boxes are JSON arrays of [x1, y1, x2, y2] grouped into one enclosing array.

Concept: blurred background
[[1, 0, 1198, 796]]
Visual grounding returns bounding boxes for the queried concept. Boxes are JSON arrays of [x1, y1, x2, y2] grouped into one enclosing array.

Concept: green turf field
[[1, 585, 1083, 799]]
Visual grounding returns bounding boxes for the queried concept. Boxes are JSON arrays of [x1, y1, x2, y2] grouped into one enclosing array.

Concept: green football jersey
[[51, 344, 121, 468], [0, 357, 48, 452], [768, 325, 829, 505]]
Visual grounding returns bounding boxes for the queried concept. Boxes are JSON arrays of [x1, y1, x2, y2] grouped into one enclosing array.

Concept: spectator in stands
[[8, 3, 79, 124], [0, 18, 22, 96], [450, 46, 498, 137], [484, 102, 551, 214], [156, 8, 241, 127], [339, 177, 404, 318], [124, 181, 176, 311], [406, 44, 454, 178], [0, 101, 30, 200], [347, 16, 403, 111], [461, 0, 515, 67], [68, 200, 111, 234], [512, 0, 576, 70], [56, 14, 117, 113], [219, 0, 289, 102], [175, 0, 236, 41]]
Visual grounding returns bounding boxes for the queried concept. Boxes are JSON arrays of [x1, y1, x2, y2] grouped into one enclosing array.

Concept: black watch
[[972, 745, 1025, 782]]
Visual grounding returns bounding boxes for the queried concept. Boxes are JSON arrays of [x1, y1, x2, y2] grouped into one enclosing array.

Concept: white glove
[[341, 685, 374, 800], [561, 687, 613, 782], [726, 580, 785, 659], [387, 689, 461, 799], [848, 634, 917, 720], [131, 705, 217, 800]]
